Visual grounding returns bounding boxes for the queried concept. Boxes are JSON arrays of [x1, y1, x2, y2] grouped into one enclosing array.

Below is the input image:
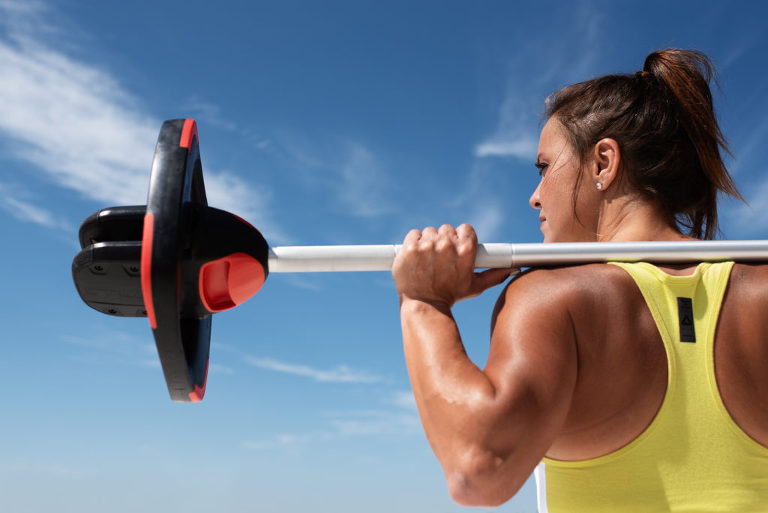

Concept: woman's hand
[[392, 224, 515, 308]]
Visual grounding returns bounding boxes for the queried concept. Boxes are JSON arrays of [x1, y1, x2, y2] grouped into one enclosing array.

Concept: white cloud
[[0, 182, 70, 230], [729, 181, 768, 234], [243, 431, 310, 451], [243, 431, 333, 450], [730, 113, 768, 178], [254, 131, 396, 220], [243, 391, 421, 450], [475, 138, 539, 159], [474, 2, 604, 162], [325, 392, 421, 436], [62, 329, 158, 369], [474, 96, 539, 160], [337, 142, 394, 217], [182, 97, 238, 132], [0, 462, 83, 479], [0, 2, 281, 240], [468, 201, 505, 242], [387, 390, 417, 411], [0, 38, 157, 205], [721, 113, 768, 236], [0, 0, 43, 16], [209, 363, 234, 376], [201, 170, 287, 243], [328, 409, 420, 436], [244, 355, 382, 384]]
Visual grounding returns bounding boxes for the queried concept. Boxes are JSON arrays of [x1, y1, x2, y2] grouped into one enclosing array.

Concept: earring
[[596, 182, 603, 190]]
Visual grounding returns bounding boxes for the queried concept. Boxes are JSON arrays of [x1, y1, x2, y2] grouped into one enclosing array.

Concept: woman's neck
[[595, 196, 695, 243]]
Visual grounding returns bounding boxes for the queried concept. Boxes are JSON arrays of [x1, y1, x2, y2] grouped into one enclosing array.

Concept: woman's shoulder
[[507, 263, 632, 296], [493, 264, 633, 320], [725, 262, 768, 302]]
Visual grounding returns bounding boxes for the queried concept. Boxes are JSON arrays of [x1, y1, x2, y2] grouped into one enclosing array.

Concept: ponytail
[[546, 49, 743, 239]]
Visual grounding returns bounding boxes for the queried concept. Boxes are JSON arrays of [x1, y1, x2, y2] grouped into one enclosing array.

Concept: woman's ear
[[592, 138, 621, 191]]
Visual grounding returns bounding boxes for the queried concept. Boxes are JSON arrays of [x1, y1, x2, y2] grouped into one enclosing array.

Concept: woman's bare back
[[529, 263, 768, 461]]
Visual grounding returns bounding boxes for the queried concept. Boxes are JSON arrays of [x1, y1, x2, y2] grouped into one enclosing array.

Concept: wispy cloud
[[474, 96, 540, 160], [468, 200, 505, 242], [730, 111, 768, 177], [326, 408, 420, 436], [0, 1, 281, 239], [182, 97, 238, 132], [327, 390, 421, 437], [442, 157, 512, 241], [62, 329, 157, 368], [243, 431, 332, 450], [337, 142, 394, 217], [0, 33, 156, 205], [720, 104, 768, 236], [0, 0, 42, 20], [464, 2, 607, 241], [728, 180, 768, 236], [209, 363, 235, 376], [243, 355, 382, 384], [474, 2, 604, 162], [0, 461, 84, 479], [0, 181, 71, 230], [243, 391, 420, 450], [386, 390, 417, 411]]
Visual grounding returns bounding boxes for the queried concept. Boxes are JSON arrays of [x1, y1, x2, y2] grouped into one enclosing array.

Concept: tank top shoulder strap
[[606, 261, 734, 346]]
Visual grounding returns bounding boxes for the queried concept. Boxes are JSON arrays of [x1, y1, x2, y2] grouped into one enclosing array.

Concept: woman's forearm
[[400, 299, 499, 468]]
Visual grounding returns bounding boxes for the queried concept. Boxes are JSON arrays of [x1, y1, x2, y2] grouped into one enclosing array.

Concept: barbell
[[72, 119, 768, 402]]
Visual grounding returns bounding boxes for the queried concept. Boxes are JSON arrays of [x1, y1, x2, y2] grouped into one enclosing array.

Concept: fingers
[[403, 228, 422, 249], [395, 223, 514, 305], [402, 225, 459, 246], [400, 224, 478, 259], [456, 223, 477, 243], [469, 268, 519, 297]]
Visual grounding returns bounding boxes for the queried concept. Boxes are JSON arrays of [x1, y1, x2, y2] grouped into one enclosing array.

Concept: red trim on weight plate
[[140, 213, 158, 330], [179, 119, 198, 151], [188, 359, 209, 402]]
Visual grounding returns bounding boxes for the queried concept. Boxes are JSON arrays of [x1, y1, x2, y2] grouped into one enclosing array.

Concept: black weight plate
[[142, 119, 211, 402]]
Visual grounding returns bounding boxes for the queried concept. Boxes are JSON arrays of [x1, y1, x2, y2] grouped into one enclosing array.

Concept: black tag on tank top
[[677, 297, 696, 343]]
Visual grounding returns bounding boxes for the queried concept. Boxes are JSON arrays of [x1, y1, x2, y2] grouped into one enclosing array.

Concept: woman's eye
[[535, 162, 548, 177]]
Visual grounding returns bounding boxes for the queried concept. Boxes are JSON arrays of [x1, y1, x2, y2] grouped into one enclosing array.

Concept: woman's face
[[529, 118, 598, 242]]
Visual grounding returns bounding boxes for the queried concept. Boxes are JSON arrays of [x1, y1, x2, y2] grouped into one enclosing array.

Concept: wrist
[[399, 296, 453, 316]]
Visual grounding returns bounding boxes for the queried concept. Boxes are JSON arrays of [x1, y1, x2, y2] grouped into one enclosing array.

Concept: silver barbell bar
[[267, 240, 768, 273]]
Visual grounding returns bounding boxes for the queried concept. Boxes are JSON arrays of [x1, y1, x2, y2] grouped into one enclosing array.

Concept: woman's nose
[[529, 184, 541, 209]]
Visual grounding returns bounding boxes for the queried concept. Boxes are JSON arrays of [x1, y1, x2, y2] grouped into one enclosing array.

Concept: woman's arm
[[394, 224, 578, 506]]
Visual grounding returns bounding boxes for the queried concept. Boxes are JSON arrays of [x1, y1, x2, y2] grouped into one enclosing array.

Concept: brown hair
[[545, 49, 743, 239]]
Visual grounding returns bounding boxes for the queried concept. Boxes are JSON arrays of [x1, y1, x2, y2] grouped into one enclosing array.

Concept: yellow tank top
[[535, 262, 768, 512]]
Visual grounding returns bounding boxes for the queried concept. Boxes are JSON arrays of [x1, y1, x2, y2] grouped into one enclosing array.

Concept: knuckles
[[435, 236, 455, 253], [400, 224, 477, 259]]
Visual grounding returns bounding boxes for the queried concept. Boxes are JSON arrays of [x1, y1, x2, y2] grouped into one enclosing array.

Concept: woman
[[392, 49, 768, 512]]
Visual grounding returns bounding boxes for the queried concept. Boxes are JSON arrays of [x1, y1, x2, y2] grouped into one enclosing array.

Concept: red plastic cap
[[199, 252, 266, 313]]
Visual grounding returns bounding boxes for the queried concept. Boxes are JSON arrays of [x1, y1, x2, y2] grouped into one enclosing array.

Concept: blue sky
[[0, 1, 766, 511]]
